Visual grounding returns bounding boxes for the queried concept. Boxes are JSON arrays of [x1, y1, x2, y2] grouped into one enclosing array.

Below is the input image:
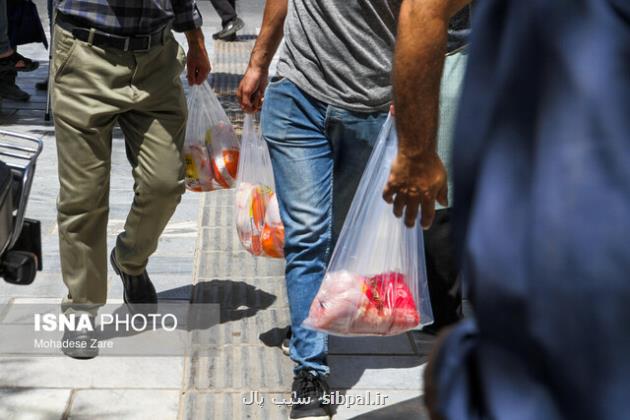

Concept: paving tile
[[408, 331, 436, 360], [192, 345, 293, 391], [202, 189, 236, 210], [193, 278, 287, 311], [182, 391, 291, 420], [0, 357, 184, 389], [202, 308, 291, 347], [200, 197, 236, 228], [198, 251, 285, 278], [108, 275, 194, 301], [328, 356, 425, 391], [68, 389, 181, 420], [0, 388, 72, 420], [199, 226, 241, 253], [0, 271, 66, 300], [332, 390, 428, 420], [329, 334, 416, 356]]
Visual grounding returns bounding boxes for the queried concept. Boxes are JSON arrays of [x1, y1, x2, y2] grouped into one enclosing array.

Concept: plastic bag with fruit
[[234, 114, 285, 258], [303, 115, 434, 336], [183, 81, 240, 192]]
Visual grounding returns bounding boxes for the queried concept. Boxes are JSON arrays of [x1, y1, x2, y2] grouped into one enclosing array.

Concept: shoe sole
[[62, 346, 98, 360], [217, 34, 237, 42], [288, 416, 330, 420]]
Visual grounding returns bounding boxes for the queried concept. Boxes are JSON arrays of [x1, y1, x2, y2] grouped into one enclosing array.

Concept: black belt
[[55, 13, 169, 52]]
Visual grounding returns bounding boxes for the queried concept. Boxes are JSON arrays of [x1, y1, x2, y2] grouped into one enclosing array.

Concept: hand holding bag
[[303, 115, 434, 336]]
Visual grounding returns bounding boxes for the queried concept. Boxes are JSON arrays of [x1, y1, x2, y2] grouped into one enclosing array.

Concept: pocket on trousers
[[267, 76, 286, 86], [53, 27, 79, 83], [165, 36, 186, 74]]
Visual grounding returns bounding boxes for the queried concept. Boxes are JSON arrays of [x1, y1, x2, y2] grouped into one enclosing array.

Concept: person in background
[[210, 0, 244, 41], [422, 1, 630, 419], [386, 2, 473, 333], [52, 0, 210, 359], [0, 0, 38, 101], [35, 0, 55, 91], [238, 0, 469, 418]]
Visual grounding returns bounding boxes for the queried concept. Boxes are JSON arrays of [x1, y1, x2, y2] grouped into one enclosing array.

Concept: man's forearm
[[394, 0, 470, 158], [185, 28, 205, 48], [249, 0, 288, 71]]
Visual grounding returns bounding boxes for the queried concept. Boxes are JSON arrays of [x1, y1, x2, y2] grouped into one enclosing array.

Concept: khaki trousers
[[51, 25, 188, 306]]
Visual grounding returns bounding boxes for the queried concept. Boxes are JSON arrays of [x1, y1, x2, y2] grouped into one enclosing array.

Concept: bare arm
[[237, 0, 288, 112], [185, 29, 211, 85], [384, 0, 471, 228]]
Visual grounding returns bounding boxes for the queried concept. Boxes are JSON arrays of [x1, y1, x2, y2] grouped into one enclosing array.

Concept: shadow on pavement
[[192, 278, 277, 323], [258, 325, 290, 348], [349, 396, 429, 420]]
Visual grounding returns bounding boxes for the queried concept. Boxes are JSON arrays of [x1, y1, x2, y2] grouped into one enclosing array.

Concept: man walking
[[52, 0, 210, 358], [209, 0, 244, 41], [385, 3, 473, 331], [0, 0, 39, 101], [238, 1, 468, 418]]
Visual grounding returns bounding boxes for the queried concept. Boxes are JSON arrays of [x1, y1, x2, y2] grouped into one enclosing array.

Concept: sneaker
[[0, 81, 30, 102], [212, 17, 245, 41], [289, 370, 332, 419]]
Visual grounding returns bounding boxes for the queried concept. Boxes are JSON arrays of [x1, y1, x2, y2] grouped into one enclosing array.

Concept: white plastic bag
[[184, 81, 240, 192], [303, 115, 434, 336], [235, 114, 285, 258]]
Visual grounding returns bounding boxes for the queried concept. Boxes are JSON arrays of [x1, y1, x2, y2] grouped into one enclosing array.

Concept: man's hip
[[51, 23, 186, 120]]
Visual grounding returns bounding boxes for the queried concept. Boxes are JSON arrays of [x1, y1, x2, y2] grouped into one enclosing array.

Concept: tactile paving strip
[[185, 34, 292, 420]]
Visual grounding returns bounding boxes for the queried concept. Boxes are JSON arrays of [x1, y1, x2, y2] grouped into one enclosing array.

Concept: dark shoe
[[35, 79, 48, 91], [281, 327, 291, 356], [110, 249, 157, 309], [0, 52, 39, 72], [0, 81, 30, 102], [61, 315, 99, 359], [289, 370, 332, 419], [212, 17, 245, 41]]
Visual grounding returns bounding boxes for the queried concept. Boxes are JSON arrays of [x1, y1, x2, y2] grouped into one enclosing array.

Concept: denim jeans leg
[[326, 108, 388, 246], [261, 79, 332, 376]]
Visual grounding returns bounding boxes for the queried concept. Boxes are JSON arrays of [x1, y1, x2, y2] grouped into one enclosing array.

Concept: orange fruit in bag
[[250, 186, 268, 230], [262, 224, 285, 258], [223, 149, 240, 179], [211, 158, 231, 189]]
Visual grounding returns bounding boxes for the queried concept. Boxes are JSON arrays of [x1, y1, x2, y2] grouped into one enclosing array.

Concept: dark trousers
[[210, 0, 236, 26], [424, 208, 463, 330]]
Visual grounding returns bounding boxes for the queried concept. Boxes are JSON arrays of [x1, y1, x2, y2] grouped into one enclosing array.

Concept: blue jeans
[[261, 78, 387, 376]]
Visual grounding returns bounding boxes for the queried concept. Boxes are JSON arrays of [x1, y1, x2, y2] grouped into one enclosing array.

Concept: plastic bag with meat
[[234, 114, 285, 258], [305, 271, 421, 336], [303, 115, 434, 336], [183, 81, 240, 192]]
